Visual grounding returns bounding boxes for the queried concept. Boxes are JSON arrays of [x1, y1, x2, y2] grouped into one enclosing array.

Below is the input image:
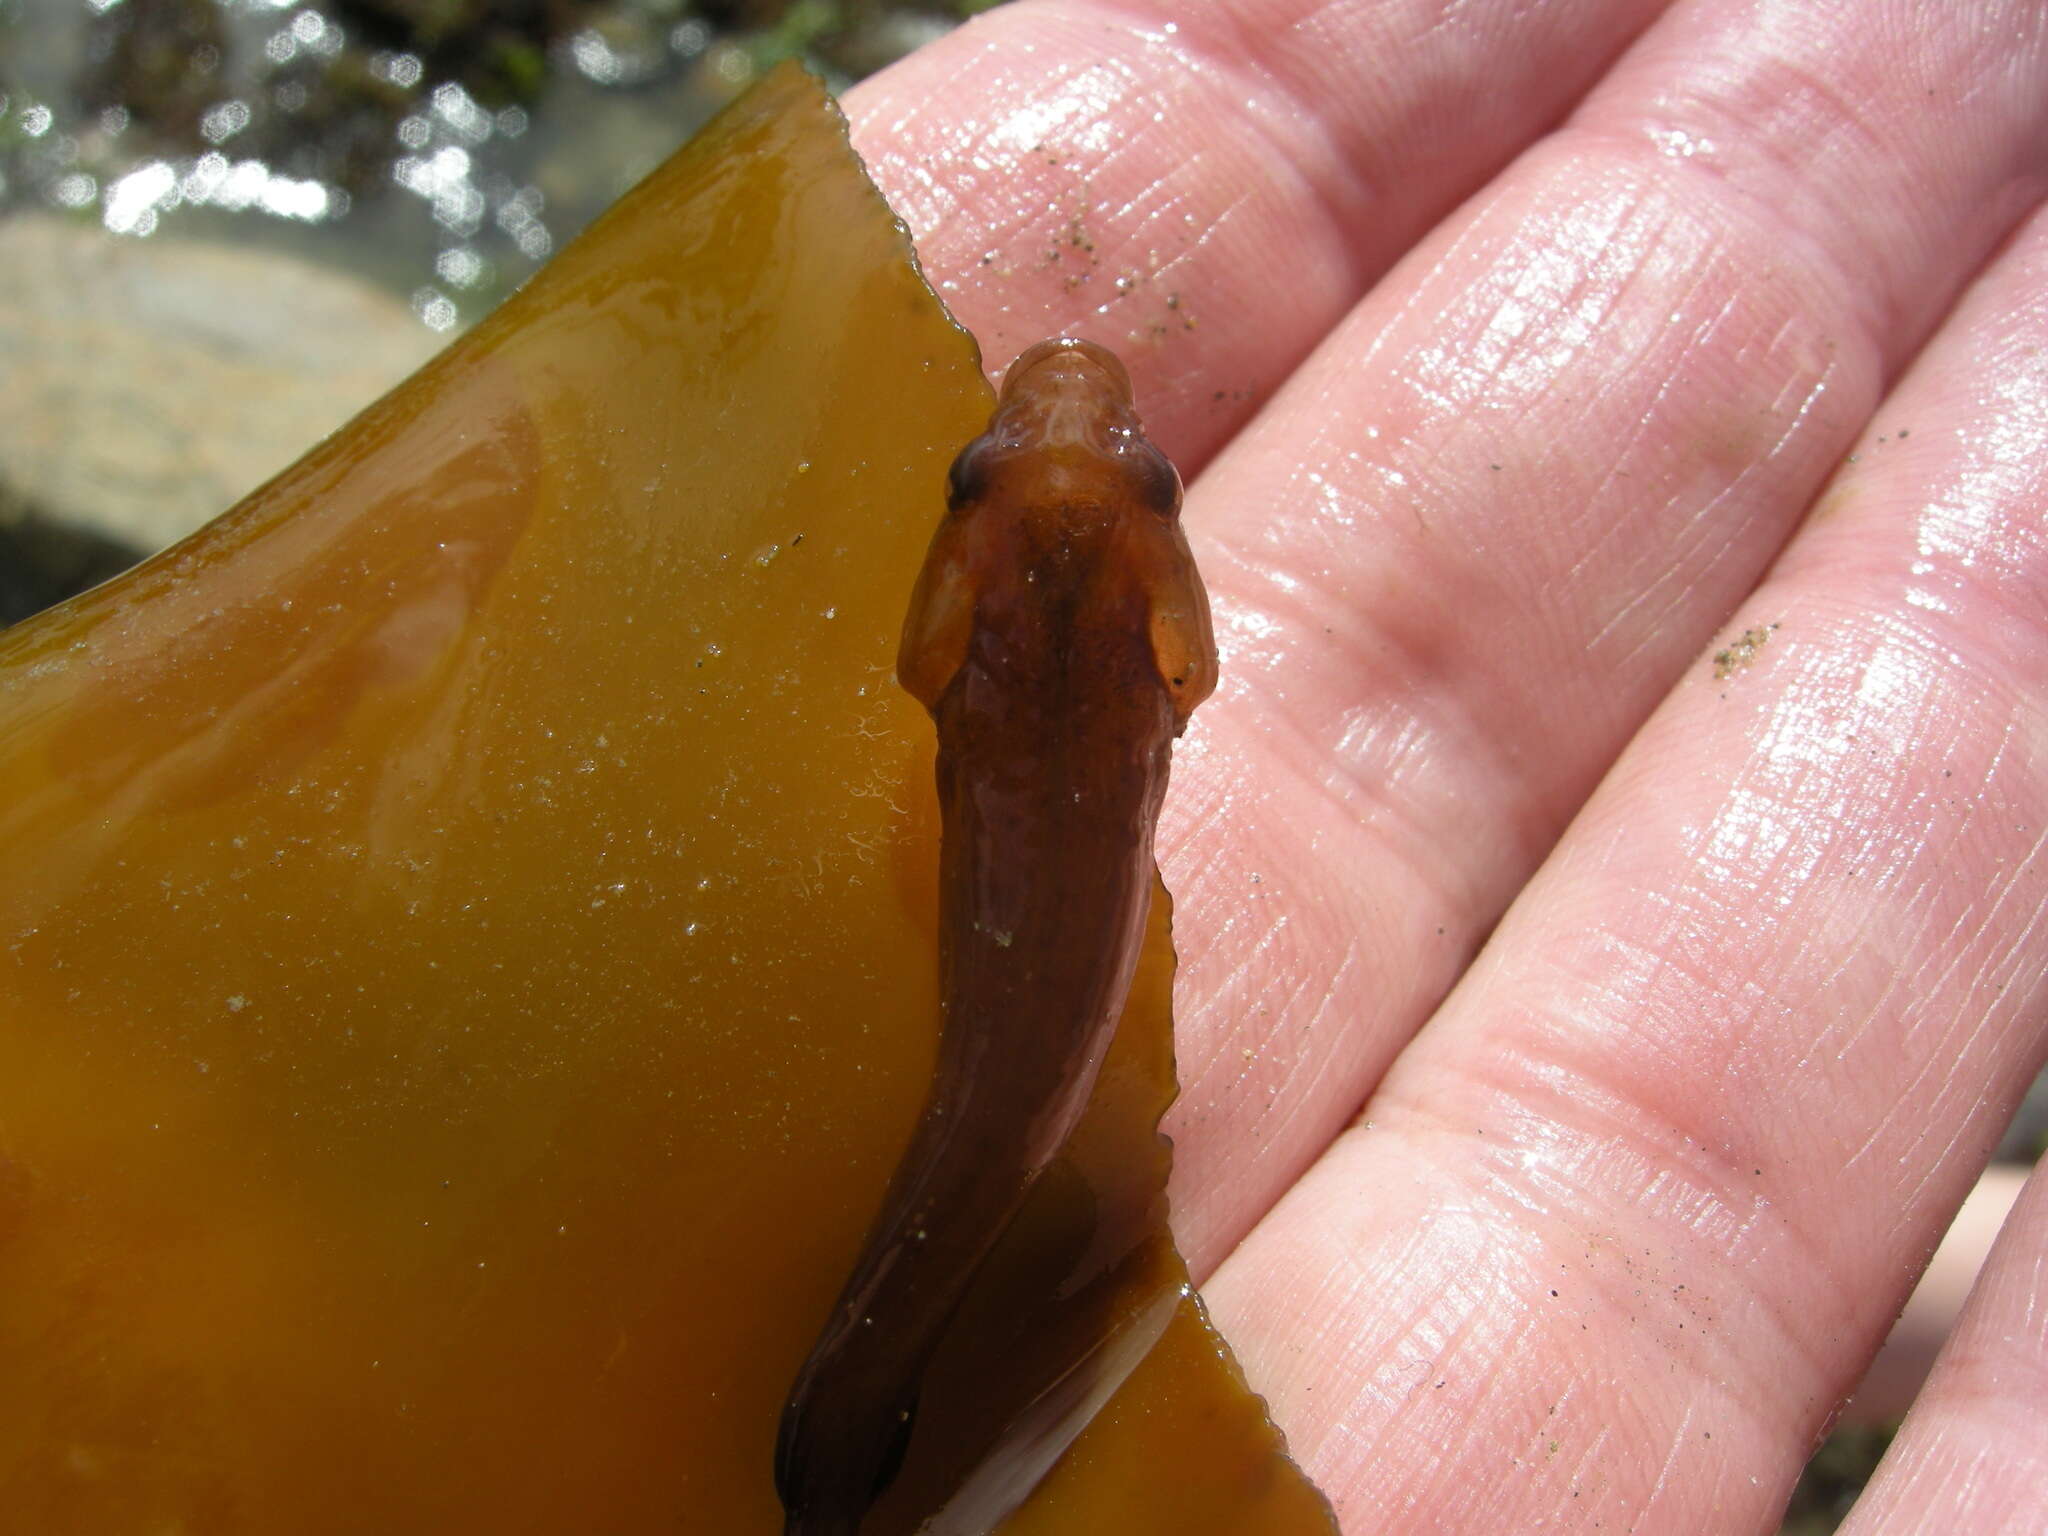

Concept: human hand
[[845, 1, 2048, 1529]]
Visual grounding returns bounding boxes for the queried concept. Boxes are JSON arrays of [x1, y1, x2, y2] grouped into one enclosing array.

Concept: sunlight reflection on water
[[0, 0, 814, 330]]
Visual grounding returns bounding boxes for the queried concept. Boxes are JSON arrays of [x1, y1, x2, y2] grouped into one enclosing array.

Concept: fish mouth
[[994, 338, 1138, 454], [1001, 336, 1133, 403]]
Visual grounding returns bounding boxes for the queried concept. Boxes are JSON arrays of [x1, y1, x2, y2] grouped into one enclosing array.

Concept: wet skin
[[774, 339, 1218, 1535]]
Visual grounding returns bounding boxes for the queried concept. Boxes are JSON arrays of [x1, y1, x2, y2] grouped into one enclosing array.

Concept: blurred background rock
[[0, 0, 986, 620]]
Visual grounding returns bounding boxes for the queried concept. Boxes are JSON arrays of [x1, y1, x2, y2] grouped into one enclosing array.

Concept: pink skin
[[843, 2, 2048, 1534]]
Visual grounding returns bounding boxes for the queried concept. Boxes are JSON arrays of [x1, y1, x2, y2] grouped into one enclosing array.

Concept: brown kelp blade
[[0, 63, 1332, 1535]]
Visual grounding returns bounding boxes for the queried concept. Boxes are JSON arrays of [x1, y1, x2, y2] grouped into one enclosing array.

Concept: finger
[[1839, 1162, 2048, 1534], [842, 0, 1675, 468], [1845, 1162, 2027, 1423], [1160, 0, 2048, 1269], [1206, 197, 2048, 1531]]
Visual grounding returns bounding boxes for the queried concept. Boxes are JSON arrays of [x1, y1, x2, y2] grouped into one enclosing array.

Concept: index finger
[[844, 0, 1672, 469]]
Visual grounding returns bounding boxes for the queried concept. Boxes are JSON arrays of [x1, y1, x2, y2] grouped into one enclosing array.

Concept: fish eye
[[945, 440, 988, 507], [1128, 444, 1182, 516]]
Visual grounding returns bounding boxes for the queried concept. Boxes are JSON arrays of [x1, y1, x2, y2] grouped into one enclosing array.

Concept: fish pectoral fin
[[898, 516, 976, 710], [1146, 534, 1218, 730]]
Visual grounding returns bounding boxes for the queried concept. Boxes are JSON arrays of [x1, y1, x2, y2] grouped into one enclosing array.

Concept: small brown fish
[[775, 338, 1216, 1535]]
